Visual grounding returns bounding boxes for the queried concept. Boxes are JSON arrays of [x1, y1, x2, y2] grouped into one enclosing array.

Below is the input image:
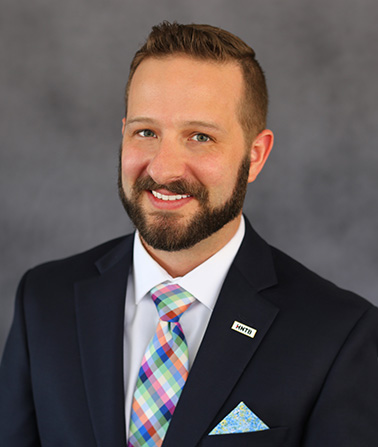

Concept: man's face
[[119, 55, 254, 252]]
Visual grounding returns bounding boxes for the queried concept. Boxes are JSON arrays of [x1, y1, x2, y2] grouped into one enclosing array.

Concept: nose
[[146, 138, 186, 185]]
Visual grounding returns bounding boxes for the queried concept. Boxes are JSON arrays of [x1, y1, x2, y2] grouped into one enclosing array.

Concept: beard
[[118, 149, 250, 252]]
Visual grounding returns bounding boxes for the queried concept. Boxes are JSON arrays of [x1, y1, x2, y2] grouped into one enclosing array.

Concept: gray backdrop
[[1, 0, 377, 356]]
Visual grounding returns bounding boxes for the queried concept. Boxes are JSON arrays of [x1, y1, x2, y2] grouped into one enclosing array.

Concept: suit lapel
[[75, 236, 134, 447], [163, 219, 280, 447]]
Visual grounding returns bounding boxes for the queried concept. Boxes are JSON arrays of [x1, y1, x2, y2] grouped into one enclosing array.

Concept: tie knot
[[150, 283, 195, 322]]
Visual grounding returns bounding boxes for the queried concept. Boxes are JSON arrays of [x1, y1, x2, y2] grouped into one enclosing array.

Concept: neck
[[140, 214, 242, 278]]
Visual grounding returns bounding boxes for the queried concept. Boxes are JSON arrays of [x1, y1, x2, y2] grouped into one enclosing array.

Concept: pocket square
[[209, 401, 269, 435]]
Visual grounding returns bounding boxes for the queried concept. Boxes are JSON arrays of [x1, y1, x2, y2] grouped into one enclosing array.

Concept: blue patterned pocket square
[[209, 401, 269, 435]]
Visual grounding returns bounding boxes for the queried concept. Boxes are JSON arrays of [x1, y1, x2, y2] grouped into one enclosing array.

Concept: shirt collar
[[133, 216, 245, 310]]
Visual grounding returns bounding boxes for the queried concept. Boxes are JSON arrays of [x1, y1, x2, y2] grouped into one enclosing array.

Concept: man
[[1, 22, 377, 447]]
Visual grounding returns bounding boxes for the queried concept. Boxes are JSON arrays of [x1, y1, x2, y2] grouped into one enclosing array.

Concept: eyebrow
[[126, 117, 223, 133], [125, 117, 156, 126], [181, 120, 223, 132]]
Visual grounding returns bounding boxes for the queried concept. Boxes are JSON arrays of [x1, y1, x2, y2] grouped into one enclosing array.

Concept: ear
[[122, 117, 126, 135], [247, 129, 274, 183]]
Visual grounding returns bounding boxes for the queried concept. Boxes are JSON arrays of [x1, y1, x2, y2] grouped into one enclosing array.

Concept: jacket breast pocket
[[198, 427, 289, 446]]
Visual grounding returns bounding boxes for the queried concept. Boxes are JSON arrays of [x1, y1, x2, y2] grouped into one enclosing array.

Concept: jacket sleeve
[[303, 305, 378, 446], [0, 272, 41, 446]]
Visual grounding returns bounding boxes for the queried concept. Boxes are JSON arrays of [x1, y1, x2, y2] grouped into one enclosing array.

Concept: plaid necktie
[[128, 283, 195, 447]]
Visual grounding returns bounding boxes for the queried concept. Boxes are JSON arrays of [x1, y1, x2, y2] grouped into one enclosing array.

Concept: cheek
[[121, 145, 148, 183], [189, 153, 222, 182], [190, 157, 236, 198]]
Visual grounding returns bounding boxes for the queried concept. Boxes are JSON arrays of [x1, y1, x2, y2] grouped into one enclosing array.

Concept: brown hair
[[125, 21, 268, 142]]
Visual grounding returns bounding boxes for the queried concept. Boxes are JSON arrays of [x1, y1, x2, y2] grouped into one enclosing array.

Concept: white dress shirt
[[123, 216, 245, 437]]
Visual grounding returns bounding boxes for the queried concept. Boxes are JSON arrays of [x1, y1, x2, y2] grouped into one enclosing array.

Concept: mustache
[[133, 176, 209, 203]]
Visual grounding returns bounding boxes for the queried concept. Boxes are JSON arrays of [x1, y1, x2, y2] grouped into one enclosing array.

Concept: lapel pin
[[231, 321, 257, 338]]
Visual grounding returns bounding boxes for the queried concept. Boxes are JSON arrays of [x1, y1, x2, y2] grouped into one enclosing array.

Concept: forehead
[[127, 56, 244, 122]]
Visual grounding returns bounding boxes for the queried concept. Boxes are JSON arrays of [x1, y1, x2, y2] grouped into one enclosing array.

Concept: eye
[[137, 129, 157, 138], [191, 133, 211, 143]]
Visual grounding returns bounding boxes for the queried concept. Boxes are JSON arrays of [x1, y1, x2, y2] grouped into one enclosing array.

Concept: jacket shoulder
[[269, 245, 375, 318], [22, 234, 134, 290]]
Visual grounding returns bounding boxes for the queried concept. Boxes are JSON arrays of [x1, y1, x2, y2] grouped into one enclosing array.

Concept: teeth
[[152, 190, 191, 201]]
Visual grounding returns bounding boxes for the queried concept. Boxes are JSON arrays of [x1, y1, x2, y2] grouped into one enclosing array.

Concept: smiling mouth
[[151, 190, 192, 201]]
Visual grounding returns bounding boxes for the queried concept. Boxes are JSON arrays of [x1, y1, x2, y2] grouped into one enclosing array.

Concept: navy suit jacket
[[1, 219, 378, 446]]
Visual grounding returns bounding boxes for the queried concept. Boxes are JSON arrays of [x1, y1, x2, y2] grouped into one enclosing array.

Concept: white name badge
[[231, 321, 257, 338]]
